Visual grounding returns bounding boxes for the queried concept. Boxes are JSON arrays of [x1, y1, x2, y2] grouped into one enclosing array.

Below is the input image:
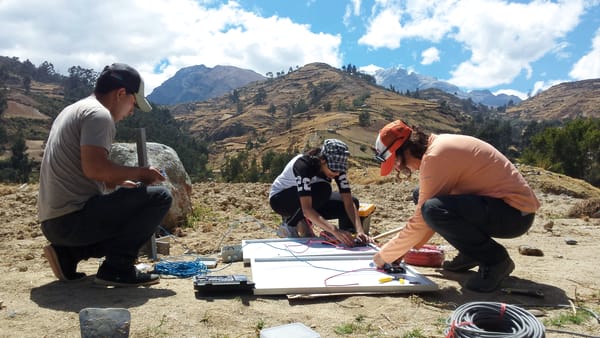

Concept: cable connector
[[221, 245, 243, 263]]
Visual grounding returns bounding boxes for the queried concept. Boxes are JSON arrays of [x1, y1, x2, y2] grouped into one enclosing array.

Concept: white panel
[[242, 238, 379, 264], [250, 256, 438, 295]]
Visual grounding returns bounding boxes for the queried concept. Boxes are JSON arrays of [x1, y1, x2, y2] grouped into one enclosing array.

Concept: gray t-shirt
[[37, 96, 115, 222]]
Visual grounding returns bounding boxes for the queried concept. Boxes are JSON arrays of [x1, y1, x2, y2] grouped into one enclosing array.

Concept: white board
[[242, 238, 379, 264], [250, 255, 438, 295]]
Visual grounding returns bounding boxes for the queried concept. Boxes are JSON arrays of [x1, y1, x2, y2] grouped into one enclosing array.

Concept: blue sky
[[1, 0, 599, 100]]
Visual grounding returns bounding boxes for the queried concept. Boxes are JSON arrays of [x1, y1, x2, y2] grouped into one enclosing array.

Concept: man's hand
[[332, 229, 355, 247], [139, 166, 167, 185], [354, 232, 372, 244]]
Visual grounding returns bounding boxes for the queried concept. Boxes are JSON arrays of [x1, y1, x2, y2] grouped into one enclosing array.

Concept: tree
[[0, 79, 7, 115], [254, 88, 267, 105], [221, 151, 248, 182], [267, 103, 276, 115], [522, 118, 600, 186], [23, 76, 31, 93], [0, 122, 7, 146], [229, 89, 239, 103], [20, 59, 36, 79], [10, 133, 32, 183], [358, 111, 371, 127], [36, 61, 59, 82], [236, 100, 244, 115], [63, 66, 97, 104]]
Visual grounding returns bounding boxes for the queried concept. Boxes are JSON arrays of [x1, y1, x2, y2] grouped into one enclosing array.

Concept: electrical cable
[[445, 301, 545, 338], [153, 257, 209, 278]]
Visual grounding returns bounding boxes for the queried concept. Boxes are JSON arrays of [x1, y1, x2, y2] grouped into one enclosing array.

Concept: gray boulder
[[109, 142, 192, 231]]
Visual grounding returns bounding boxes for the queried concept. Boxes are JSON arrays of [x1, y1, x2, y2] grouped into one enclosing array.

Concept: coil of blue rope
[[154, 258, 209, 278], [445, 301, 545, 338]]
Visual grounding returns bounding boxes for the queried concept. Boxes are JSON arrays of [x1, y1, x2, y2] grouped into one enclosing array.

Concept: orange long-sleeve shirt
[[374, 134, 540, 266]]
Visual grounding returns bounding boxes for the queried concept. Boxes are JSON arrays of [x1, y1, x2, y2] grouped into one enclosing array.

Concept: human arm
[[299, 195, 354, 247], [80, 145, 165, 189], [341, 192, 370, 243], [373, 217, 435, 267], [373, 152, 447, 267]]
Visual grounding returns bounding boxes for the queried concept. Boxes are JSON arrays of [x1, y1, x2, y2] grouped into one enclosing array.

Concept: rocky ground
[[0, 165, 599, 337]]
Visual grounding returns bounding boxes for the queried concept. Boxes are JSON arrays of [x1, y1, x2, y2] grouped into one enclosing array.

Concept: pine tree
[[10, 133, 32, 183]]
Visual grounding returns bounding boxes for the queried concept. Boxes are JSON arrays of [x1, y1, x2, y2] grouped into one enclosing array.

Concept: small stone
[[518, 245, 544, 256], [79, 308, 130, 338], [542, 221, 554, 231], [565, 238, 578, 245]]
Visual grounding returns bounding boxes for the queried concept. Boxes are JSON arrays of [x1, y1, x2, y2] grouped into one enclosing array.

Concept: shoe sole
[[43, 245, 87, 282], [93, 277, 160, 287]]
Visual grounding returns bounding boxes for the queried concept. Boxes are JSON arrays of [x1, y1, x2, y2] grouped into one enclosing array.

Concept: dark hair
[[405, 126, 429, 159], [394, 126, 429, 179], [305, 147, 324, 169]]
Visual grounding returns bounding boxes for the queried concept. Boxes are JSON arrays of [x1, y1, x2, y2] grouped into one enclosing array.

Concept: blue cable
[[154, 258, 209, 278]]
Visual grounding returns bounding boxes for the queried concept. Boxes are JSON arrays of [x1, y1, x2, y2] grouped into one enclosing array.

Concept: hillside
[[171, 62, 466, 167], [506, 79, 600, 121], [1, 58, 599, 179]]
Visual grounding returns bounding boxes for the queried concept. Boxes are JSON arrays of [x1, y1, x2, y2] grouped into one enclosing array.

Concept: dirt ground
[[1, 167, 599, 338]]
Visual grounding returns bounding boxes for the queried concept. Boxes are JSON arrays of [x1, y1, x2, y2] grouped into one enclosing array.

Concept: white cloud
[[569, 28, 600, 80], [358, 6, 405, 48], [344, 0, 362, 26], [359, 0, 587, 88], [421, 47, 440, 65], [531, 79, 566, 96], [0, 0, 342, 94]]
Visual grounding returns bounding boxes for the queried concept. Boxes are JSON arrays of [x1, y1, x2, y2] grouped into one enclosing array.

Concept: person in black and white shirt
[[269, 139, 368, 247]]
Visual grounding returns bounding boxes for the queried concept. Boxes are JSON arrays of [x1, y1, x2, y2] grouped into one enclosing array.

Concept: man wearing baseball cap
[[38, 63, 172, 287], [373, 120, 540, 292], [269, 139, 369, 247]]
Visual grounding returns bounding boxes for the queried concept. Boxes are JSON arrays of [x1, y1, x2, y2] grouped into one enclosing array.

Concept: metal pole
[[136, 128, 157, 261]]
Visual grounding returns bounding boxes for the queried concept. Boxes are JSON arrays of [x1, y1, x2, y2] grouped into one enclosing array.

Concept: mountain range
[[1, 57, 599, 173], [149, 64, 522, 108], [148, 65, 265, 105]]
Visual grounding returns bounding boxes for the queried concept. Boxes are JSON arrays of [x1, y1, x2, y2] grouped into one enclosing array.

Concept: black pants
[[269, 182, 359, 232], [41, 185, 172, 268], [415, 187, 534, 265]]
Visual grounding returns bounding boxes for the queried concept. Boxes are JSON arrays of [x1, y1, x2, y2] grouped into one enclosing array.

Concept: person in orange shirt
[[373, 120, 540, 292]]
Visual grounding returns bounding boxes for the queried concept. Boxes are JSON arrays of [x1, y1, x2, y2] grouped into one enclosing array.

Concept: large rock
[[109, 142, 192, 232]]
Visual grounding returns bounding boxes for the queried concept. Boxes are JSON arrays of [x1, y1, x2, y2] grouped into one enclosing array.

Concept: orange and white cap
[[374, 120, 413, 176]]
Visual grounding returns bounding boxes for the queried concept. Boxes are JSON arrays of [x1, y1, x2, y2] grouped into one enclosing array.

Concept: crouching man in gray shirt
[[38, 63, 172, 287]]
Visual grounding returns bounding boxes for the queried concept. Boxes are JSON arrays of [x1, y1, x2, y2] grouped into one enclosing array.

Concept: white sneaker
[[276, 222, 299, 238]]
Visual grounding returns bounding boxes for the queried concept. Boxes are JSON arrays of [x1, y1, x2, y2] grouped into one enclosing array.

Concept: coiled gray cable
[[444, 302, 545, 338]]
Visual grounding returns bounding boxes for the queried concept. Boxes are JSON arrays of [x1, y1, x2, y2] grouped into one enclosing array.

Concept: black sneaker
[[442, 252, 479, 272], [94, 263, 160, 287], [43, 245, 86, 281], [466, 257, 515, 292]]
